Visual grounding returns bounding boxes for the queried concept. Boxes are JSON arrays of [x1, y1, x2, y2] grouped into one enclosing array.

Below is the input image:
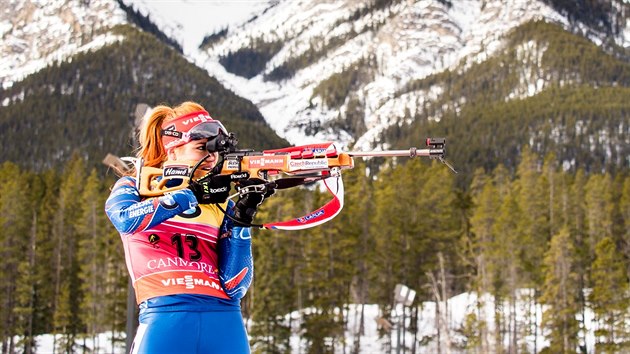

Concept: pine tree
[[32, 170, 61, 337], [618, 175, 630, 276], [12, 174, 40, 354], [300, 187, 342, 354], [490, 188, 521, 353], [470, 165, 518, 352], [468, 168, 501, 353], [76, 169, 109, 348], [0, 162, 31, 353], [513, 147, 549, 353], [589, 237, 630, 353], [250, 188, 303, 354], [515, 146, 549, 288], [542, 153, 564, 237], [567, 169, 590, 351], [540, 226, 581, 354], [369, 162, 405, 310], [102, 208, 128, 352], [584, 174, 614, 265], [335, 160, 374, 354], [51, 155, 87, 352]]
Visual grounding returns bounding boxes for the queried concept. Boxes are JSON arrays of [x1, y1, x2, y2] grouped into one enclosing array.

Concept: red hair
[[137, 101, 206, 168]]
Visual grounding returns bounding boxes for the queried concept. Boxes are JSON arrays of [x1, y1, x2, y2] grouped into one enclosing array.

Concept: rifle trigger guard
[[237, 184, 267, 196]]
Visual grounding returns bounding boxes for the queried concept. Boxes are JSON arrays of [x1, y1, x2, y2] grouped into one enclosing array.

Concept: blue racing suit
[[105, 176, 253, 354]]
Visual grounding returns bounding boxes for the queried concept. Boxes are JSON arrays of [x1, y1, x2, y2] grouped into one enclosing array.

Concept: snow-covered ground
[[25, 290, 605, 354]]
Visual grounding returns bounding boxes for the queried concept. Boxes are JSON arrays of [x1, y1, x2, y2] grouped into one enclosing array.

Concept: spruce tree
[[335, 160, 374, 353], [618, 175, 630, 276], [515, 146, 549, 289], [32, 170, 61, 337], [300, 187, 342, 354], [490, 188, 522, 353], [589, 237, 630, 353], [76, 169, 109, 348], [51, 155, 87, 352], [468, 168, 501, 353], [567, 169, 590, 349], [250, 189, 303, 354], [584, 174, 614, 264], [540, 226, 580, 354], [13, 172, 42, 354], [0, 162, 30, 353]]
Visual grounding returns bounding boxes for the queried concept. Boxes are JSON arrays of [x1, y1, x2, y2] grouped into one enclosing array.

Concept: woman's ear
[[167, 148, 177, 161]]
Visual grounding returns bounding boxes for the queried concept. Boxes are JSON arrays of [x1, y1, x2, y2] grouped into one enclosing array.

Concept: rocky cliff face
[[1, 0, 128, 88], [196, 0, 628, 149]]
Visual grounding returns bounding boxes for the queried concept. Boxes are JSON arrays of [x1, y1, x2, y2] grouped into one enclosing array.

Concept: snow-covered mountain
[[0, 0, 127, 88], [2, 0, 629, 151], [195, 0, 630, 149], [0, 0, 267, 88]]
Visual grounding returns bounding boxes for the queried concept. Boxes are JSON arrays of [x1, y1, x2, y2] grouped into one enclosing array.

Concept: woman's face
[[168, 138, 219, 173]]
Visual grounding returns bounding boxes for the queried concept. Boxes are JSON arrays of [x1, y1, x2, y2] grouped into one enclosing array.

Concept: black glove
[[233, 178, 276, 225], [188, 173, 232, 204]]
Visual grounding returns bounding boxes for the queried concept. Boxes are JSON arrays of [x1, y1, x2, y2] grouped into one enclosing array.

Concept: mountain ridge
[[195, 0, 629, 150], [0, 24, 287, 171], [1, 0, 629, 177]]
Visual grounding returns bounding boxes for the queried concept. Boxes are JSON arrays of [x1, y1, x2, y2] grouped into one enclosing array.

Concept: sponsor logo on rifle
[[226, 160, 240, 170], [248, 156, 285, 169], [163, 166, 189, 177], [297, 209, 325, 223], [288, 158, 329, 171]]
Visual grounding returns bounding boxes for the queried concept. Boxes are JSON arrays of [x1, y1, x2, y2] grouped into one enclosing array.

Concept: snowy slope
[[31, 290, 607, 353], [0, 0, 127, 88], [0, 0, 269, 88], [121, 0, 271, 56], [193, 0, 629, 149], [2, 0, 629, 149]]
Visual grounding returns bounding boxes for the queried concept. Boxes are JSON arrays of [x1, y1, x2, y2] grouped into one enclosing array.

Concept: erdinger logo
[[297, 210, 325, 223], [163, 166, 188, 177]]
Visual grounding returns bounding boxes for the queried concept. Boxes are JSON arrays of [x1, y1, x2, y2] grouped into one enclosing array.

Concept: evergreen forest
[[1, 148, 628, 353]]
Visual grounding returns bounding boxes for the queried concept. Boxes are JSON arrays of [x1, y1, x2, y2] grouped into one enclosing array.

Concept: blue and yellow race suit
[[105, 176, 252, 354]]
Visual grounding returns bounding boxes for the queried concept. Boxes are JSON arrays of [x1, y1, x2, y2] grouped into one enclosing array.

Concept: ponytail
[[137, 105, 172, 168]]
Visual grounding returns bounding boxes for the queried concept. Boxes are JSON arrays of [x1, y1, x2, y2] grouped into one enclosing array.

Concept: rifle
[[123, 138, 455, 230]]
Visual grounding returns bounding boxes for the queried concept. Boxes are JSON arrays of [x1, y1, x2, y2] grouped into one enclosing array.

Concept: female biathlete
[[105, 101, 273, 354]]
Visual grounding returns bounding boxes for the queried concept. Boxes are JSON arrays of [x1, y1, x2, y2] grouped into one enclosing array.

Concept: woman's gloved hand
[[233, 178, 276, 226], [188, 173, 232, 204]]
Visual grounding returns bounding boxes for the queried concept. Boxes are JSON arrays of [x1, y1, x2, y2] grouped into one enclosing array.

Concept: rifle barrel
[[347, 148, 443, 158]]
